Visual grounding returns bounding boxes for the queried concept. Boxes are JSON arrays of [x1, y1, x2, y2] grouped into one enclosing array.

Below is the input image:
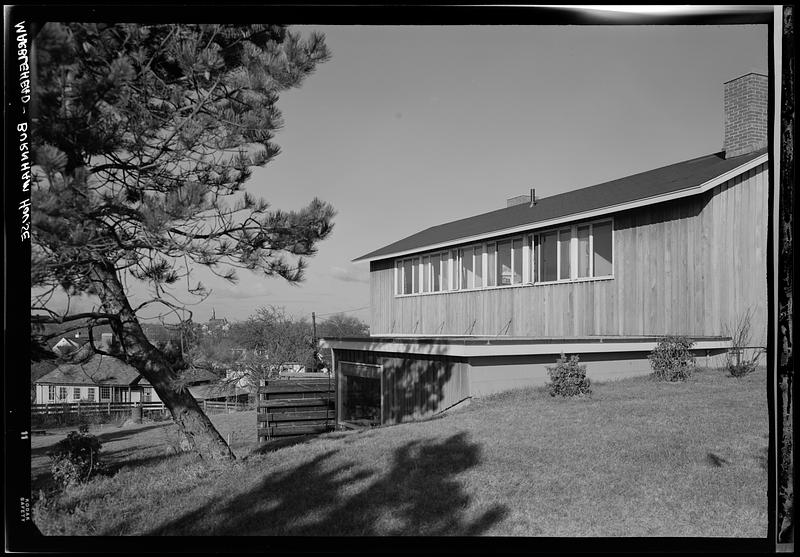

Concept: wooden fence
[[257, 377, 335, 443], [31, 399, 251, 420]]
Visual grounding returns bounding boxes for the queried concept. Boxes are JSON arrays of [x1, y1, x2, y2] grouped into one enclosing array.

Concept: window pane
[[431, 254, 441, 291], [593, 222, 613, 276], [497, 240, 512, 285], [403, 259, 412, 294], [539, 231, 558, 282], [512, 238, 523, 284], [74, 388, 80, 399], [474, 246, 483, 288], [462, 247, 476, 289], [487, 244, 496, 286], [412, 258, 419, 293], [578, 225, 590, 278], [559, 228, 571, 280], [87, 388, 95, 401], [442, 254, 450, 290], [422, 256, 430, 292]]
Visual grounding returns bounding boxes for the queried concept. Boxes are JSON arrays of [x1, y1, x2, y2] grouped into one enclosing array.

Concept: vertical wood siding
[[369, 163, 768, 346]]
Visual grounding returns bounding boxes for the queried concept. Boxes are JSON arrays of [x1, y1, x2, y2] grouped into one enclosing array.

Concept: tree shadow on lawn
[[147, 431, 507, 536], [30, 423, 170, 460]]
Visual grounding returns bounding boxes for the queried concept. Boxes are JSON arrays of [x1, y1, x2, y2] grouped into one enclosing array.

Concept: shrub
[[727, 358, 758, 378], [722, 308, 760, 378], [648, 336, 695, 382], [48, 428, 104, 488], [546, 354, 592, 397]]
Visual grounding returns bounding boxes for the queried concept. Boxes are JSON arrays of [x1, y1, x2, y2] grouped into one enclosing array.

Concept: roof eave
[[353, 152, 768, 263]]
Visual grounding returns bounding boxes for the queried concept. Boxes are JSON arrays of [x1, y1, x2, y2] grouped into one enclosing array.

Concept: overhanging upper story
[[354, 73, 770, 344]]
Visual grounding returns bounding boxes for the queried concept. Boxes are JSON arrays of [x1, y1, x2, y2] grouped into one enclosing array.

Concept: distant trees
[[229, 306, 316, 367], [317, 313, 369, 338], [204, 307, 370, 389], [30, 23, 333, 461]]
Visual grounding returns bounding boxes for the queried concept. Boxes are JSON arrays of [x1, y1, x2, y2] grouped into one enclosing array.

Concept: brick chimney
[[506, 195, 530, 208], [723, 72, 768, 158], [506, 188, 539, 208]]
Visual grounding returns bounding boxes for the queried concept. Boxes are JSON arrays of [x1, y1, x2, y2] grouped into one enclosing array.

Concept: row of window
[[46, 385, 153, 402], [395, 220, 613, 296]]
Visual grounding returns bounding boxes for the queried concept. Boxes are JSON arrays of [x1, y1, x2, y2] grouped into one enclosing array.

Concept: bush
[[48, 427, 104, 488], [722, 308, 760, 378], [727, 357, 758, 378], [546, 354, 592, 397], [648, 336, 695, 382]]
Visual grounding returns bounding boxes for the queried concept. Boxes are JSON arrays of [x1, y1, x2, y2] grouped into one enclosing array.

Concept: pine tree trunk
[[89, 260, 235, 461]]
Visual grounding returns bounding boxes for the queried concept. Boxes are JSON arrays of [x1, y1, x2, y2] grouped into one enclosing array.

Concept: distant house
[[325, 73, 770, 426], [52, 337, 82, 356], [225, 357, 308, 390], [202, 308, 230, 334], [34, 352, 159, 405], [187, 383, 251, 404], [33, 337, 225, 405]]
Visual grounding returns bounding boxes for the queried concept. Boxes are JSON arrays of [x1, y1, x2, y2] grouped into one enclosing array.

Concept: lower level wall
[[468, 349, 726, 397], [334, 345, 738, 422]]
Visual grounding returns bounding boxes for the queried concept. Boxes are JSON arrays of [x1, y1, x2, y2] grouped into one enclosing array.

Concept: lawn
[[32, 368, 767, 537]]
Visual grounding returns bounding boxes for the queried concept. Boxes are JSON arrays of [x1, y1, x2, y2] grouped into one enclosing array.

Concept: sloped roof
[[31, 360, 59, 383], [355, 148, 767, 261], [188, 383, 250, 401], [136, 366, 220, 387], [36, 354, 140, 386]]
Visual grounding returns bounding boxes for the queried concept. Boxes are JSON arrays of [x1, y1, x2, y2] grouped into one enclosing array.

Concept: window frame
[[534, 218, 614, 285], [392, 218, 613, 296]]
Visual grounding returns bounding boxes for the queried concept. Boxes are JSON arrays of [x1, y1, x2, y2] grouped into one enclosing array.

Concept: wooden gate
[[256, 378, 335, 443]]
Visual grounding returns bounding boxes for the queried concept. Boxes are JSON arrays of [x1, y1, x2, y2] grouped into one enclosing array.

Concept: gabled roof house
[[325, 73, 770, 426], [34, 351, 159, 405], [34, 335, 226, 405]]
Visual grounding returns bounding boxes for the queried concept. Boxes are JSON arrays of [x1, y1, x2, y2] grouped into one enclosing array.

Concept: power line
[[314, 305, 370, 318]]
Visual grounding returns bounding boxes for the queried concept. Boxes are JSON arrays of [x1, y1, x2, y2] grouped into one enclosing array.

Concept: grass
[[32, 368, 767, 537]]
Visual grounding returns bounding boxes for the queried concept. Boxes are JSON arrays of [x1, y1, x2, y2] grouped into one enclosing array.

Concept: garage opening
[[339, 361, 382, 427]]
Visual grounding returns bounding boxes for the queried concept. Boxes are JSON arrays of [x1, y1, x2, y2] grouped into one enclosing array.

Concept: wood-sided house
[[33, 342, 224, 405], [325, 73, 770, 426], [34, 346, 160, 405]]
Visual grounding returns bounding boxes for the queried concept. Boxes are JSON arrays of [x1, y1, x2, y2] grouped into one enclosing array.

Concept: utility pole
[[312, 311, 319, 371]]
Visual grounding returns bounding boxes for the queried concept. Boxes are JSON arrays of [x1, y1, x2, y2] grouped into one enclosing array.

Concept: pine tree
[[30, 23, 334, 461]]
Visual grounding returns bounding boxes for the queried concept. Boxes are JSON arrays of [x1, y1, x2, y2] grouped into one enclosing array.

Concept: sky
[[45, 17, 769, 327]]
